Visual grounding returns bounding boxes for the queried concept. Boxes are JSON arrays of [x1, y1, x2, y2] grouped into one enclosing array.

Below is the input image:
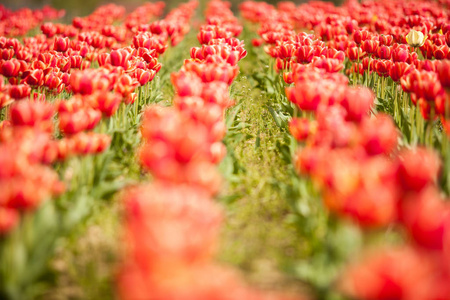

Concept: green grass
[[217, 72, 307, 292]]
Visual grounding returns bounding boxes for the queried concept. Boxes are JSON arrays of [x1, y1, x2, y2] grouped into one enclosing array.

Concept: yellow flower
[[406, 29, 427, 47]]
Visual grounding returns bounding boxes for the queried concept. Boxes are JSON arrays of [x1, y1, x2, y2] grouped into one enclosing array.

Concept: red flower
[[70, 70, 110, 95], [397, 147, 441, 193], [70, 132, 111, 155], [59, 108, 101, 135], [359, 114, 398, 156], [10, 101, 54, 131], [362, 38, 379, 55], [22, 69, 44, 87], [375, 59, 392, 77], [54, 36, 70, 52], [340, 87, 374, 122], [340, 247, 439, 300], [389, 62, 413, 82], [353, 29, 371, 45], [116, 74, 139, 98], [346, 46, 365, 61], [286, 81, 327, 111], [376, 45, 392, 59], [289, 118, 316, 141], [296, 45, 315, 63], [110, 49, 132, 69], [1, 59, 21, 77], [89, 92, 122, 117], [437, 60, 450, 88], [9, 84, 31, 100], [400, 187, 449, 250]]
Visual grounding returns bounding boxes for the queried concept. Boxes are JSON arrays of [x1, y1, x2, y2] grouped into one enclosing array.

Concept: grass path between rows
[[217, 27, 308, 294]]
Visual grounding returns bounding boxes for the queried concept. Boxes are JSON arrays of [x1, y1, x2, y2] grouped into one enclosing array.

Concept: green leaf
[[266, 105, 282, 128]]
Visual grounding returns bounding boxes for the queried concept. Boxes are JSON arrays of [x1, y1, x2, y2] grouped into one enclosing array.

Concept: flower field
[[1, 0, 450, 299]]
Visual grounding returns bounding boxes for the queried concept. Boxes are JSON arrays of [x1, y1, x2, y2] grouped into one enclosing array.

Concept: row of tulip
[[243, 0, 450, 150], [117, 1, 307, 299], [0, 2, 198, 299], [0, 0, 204, 232], [0, 5, 64, 37], [241, 0, 450, 299]]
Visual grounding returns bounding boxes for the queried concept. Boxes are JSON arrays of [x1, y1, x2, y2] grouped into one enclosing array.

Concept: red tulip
[[110, 49, 132, 69], [296, 45, 315, 63], [437, 60, 450, 88], [359, 114, 398, 156], [362, 38, 379, 55], [353, 29, 371, 45], [340, 247, 439, 300], [9, 84, 31, 100], [434, 45, 450, 60], [1, 59, 21, 77], [54, 36, 70, 52], [400, 187, 449, 250], [346, 47, 365, 61], [23, 69, 44, 86], [10, 101, 54, 129], [289, 118, 316, 141], [397, 147, 441, 192]]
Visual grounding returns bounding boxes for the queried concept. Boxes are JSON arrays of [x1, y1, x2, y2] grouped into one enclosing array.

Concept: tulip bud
[[289, 118, 316, 141], [9, 84, 31, 99], [70, 55, 83, 69], [353, 29, 371, 45], [362, 39, 379, 55], [54, 36, 70, 52], [378, 34, 394, 46], [134, 69, 155, 86], [360, 114, 398, 156], [110, 49, 131, 69], [340, 87, 374, 122], [437, 60, 450, 88], [1, 59, 21, 77], [1, 49, 14, 60], [97, 53, 111, 67], [23, 69, 44, 86], [15, 49, 32, 62], [346, 47, 364, 61], [434, 45, 450, 60], [116, 74, 139, 98], [91, 92, 122, 117], [124, 93, 137, 105], [59, 110, 90, 135], [44, 72, 63, 91], [198, 30, 215, 44], [10, 101, 54, 129], [406, 29, 427, 47], [400, 187, 449, 250], [297, 45, 315, 63], [58, 56, 71, 73], [398, 147, 441, 192], [375, 59, 392, 77], [41, 22, 57, 37], [389, 62, 413, 82], [377, 45, 392, 59]]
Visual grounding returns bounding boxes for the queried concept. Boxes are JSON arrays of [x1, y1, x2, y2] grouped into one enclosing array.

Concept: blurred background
[[1, 0, 343, 20]]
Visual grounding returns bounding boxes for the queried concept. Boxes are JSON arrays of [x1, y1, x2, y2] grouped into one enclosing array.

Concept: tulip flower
[[406, 29, 427, 47]]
